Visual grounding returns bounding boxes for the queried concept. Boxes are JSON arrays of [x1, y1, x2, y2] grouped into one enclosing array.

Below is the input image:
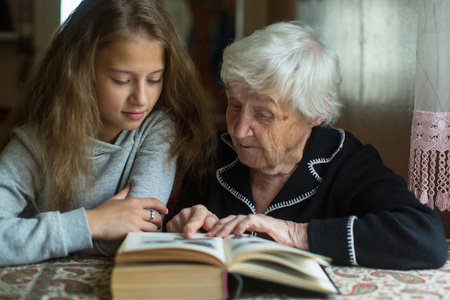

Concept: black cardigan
[[173, 127, 447, 270]]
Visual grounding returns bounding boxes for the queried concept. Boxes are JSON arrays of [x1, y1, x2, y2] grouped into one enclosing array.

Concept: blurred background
[[1, 0, 448, 234]]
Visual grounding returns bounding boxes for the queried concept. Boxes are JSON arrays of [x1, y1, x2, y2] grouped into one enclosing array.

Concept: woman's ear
[[309, 117, 324, 127]]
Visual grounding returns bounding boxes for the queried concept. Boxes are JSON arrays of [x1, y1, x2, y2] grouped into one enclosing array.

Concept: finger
[[114, 185, 131, 199], [206, 214, 237, 235], [208, 215, 244, 237], [216, 215, 237, 224], [232, 214, 264, 235], [166, 207, 194, 233], [177, 208, 192, 224], [144, 209, 162, 228], [141, 198, 168, 215], [210, 214, 265, 237], [206, 216, 231, 236], [166, 214, 184, 233], [165, 219, 176, 232], [140, 220, 159, 232], [183, 205, 211, 238], [203, 214, 219, 231], [233, 215, 283, 241]]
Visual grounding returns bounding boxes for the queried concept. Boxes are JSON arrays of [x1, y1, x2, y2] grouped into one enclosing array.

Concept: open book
[[111, 232, 338, 299]]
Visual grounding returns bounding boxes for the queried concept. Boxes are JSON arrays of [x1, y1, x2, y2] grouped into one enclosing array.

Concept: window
[[60, 0, 82, 24]]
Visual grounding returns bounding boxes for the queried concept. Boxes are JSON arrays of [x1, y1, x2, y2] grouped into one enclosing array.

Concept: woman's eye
[[257, 112, 272, 121], [229, 104, 242, 112], [228, 101, 241, 109]]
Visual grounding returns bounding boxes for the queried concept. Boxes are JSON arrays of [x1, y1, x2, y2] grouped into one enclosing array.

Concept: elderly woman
[[167, 22, 448, 270]]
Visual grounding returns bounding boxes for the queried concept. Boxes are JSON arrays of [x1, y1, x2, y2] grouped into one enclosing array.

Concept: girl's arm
[[0, 134, 93, 266], [125, 110, 177, 204], [81, 111, 176, 256]]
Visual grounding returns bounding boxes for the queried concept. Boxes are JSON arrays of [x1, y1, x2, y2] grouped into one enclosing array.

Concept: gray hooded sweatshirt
[[0, 110, 176, 266]]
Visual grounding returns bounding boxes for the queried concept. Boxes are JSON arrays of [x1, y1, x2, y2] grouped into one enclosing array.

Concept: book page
[[223, 235, 334, 289], [224, 235, 331, 265], [228, 260, 338, 294], [118, 232, 227, 264]]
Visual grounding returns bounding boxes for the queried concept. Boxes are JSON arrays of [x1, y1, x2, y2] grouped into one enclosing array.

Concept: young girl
[[0, 0, 215, 266]]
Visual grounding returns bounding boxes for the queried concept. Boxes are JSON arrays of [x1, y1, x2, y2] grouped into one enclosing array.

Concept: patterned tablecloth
[[1, 242, 449, 300]]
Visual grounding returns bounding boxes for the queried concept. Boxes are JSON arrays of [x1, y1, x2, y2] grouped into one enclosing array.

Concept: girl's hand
[[206, 214, 310, 251], [85, 185, 168, 241], [166, 204, 219, 238]]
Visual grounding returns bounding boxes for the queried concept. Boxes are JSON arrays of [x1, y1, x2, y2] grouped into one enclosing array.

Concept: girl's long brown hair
[[0, 0, 216, 211]]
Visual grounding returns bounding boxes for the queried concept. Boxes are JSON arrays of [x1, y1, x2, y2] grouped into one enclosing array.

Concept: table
[[1, 242, 449, 300], [0, 255, 112, 299]]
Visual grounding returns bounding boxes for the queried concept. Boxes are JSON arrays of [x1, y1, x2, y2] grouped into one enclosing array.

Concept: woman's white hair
[[220, 21, 342, 125]]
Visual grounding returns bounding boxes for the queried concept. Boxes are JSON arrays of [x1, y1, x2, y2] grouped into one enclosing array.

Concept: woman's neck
[[249, 165, 297, 213]]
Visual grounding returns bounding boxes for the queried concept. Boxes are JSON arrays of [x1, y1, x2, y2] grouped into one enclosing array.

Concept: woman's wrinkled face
[[226, 85, 321, 175]]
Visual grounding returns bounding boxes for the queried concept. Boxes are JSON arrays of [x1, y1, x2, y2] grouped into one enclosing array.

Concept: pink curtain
[[408, 0, 450, 211]]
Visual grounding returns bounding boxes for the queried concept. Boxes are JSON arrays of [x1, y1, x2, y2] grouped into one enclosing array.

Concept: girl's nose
[[129, 83, 147, 106]]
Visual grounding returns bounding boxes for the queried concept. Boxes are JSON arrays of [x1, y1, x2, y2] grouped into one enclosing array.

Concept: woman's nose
[[233, 111, 253, 138]]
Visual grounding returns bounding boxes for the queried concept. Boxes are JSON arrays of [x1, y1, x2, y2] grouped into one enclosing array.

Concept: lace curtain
[[408, 0, 450, 211]]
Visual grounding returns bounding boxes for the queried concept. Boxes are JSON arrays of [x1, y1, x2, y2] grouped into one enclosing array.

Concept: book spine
[[223, 269, 229, 299]]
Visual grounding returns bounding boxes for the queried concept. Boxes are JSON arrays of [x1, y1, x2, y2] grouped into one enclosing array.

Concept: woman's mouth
[[239, 143, 254, 150]]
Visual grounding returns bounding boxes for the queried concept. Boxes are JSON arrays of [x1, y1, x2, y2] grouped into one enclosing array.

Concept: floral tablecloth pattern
[[325, 259, 450, 300], [0, 255, 113, 300], [1, 242, 449, 299]]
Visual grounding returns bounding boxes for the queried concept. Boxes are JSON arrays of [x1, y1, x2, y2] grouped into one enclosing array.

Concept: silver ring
[[149, 210, 155, 222]]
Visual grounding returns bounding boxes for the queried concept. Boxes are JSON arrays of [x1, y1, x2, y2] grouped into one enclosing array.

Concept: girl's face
[[94, 37, 164, 143]]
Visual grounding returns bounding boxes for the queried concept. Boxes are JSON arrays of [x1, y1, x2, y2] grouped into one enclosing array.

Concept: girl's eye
[[112, 78, 129, 85], [148, 78, 162, 84]]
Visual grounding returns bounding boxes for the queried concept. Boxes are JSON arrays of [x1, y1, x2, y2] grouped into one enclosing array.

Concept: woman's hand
[[207, 214, 310, 251], [166, 204, 219, 238], [85, 185, 168, 241]]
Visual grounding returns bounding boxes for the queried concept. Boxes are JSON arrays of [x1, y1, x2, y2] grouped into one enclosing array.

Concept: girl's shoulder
[[2, 125, 44, 164], [137, 109, 175, 134], [11, 125, 41, 148], [112, 109, 175, 147]]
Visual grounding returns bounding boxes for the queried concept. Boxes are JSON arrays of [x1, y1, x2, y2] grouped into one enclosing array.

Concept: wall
[[33, 0, 60, 62], [237, 0, 416, 181], [0, 0, 59, 111], [0, 40, 26, 110], [0, 0, 32, 110], [296, 0, 417, 182]]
